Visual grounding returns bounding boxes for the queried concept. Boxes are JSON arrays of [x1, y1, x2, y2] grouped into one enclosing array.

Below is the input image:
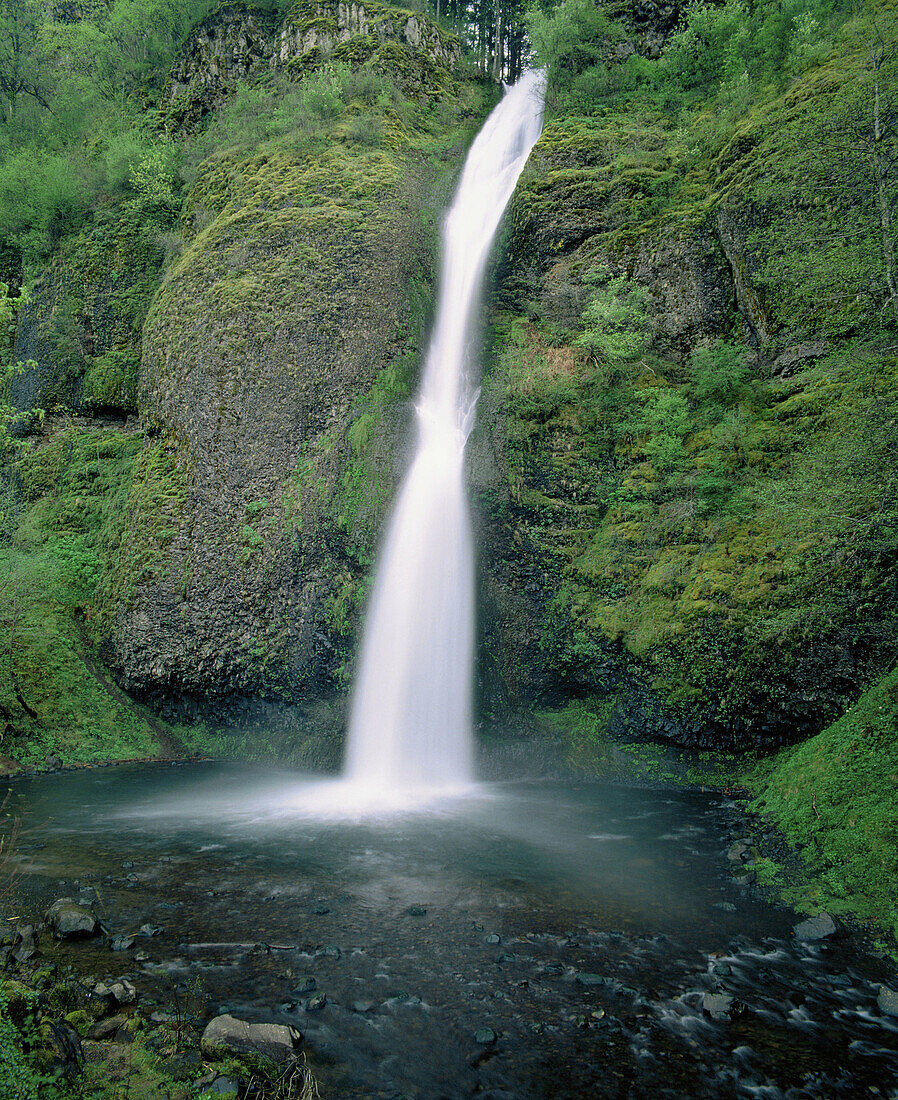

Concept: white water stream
[[343, 72, 545, 801]]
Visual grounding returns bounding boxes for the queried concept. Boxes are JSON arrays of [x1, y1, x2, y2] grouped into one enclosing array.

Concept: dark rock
[[574, 972, 606, 987], [108, 934, 136, 952], [45, 899, 99, 939], [771, 341, 827, 377], [306, 993, 327, 1011], [42, 1019, 83, 1077], [405, 905, 427, 916], [474, 1028, 497, 1045], [208, 1077, 240, 1096], [45, 755, 63, 771], [351, 1000, 377, 1014], [315, 945, 341, 959], [312, 905, 330, 915], [87, 1014, 127, 1040], [138, 924, 163, 938], [793, 913, 838, 942], [291, 977, 317, 996], [484, 933, 501, 945], [201, 1015, 302, 1063], [12, 924, 37, 962]]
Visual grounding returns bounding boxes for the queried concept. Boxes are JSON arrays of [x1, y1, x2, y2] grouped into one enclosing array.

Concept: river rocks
[[201, 1014, 303, 1063], [574, 972, 606, 987], [702, 993, 735, 1021], [45, 899, 99, 939], [94, 979, 138, 1006], [793, 912, 839, 942]]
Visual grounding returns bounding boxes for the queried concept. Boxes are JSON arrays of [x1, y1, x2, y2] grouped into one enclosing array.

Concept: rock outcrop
[[161, 0, 462, 130]]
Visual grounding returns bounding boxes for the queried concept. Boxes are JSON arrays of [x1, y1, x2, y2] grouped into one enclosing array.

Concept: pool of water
[[5, 761, 898, 1098]]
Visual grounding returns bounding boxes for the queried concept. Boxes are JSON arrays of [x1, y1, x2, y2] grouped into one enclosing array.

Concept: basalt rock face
[[104, 115, 474, 723], [161, 0, 462, 130], [470, 87, 898, 754]]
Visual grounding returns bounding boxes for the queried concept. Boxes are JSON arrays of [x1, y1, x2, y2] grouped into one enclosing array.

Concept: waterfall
[[343, 71, 545, 797]]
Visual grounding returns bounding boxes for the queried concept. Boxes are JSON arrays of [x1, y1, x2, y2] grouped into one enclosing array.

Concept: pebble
[[484, 933, 501, 945], [474, 1028, 496, 1045]]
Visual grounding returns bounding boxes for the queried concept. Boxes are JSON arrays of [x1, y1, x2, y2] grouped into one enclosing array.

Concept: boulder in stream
[[793, 912, 839, 942], [45, 898, 99, 939], [201, 1014, 302, 1063]]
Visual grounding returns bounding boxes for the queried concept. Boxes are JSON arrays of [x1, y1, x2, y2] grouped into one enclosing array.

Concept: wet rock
[[12, 924, 37, 962], [87, 1014, 127, 1040], [474, 1027, 497, 1045], [575, 972, 607, 987], [46, 755, 63, 771], [138, 923, 163, 938], [315, 945, 341, 959], [162, 1050, 203, 1080], [45, 899, 99, 939], [108, 934, 136, 952], [702, 992, 734, 1020], [42, 1019, 83, 1077], [793, 912, 838, 942], [405, 905, 427, 916], [484, 933, 501, 945], [306, 992, 327, 1011], [727, 842, 749, 862], [312, 905, 330, 915], [201, 1014, 302, 1064], [207, 1077, 240, 1095], [351, 1000, 377, 1014], [94, 980, 138, 1006], [291, 977, 317, 995], [495, 953, 516, 964], [713, 902, 737, 912], [877, 986, 898, 1017]]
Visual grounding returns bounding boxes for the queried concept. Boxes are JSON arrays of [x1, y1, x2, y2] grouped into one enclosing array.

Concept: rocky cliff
[[162, 0, 462, 130]]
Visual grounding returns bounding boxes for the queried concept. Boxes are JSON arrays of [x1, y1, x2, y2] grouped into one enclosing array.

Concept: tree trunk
[[873, 50, 898, 323]]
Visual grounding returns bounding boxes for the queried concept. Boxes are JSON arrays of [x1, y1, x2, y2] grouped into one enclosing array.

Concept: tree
[[0, 0, 51, 122]]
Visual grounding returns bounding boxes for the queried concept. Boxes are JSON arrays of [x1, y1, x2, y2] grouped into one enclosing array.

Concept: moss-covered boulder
[[103, 88, 486, 724]]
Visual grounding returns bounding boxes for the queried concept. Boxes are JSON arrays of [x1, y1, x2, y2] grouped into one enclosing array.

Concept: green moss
[[0, 424, 176, 766], [748, 667, 898, 938]]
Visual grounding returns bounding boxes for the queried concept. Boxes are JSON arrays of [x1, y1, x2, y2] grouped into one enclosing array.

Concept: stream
[[5, 761, 898, 1099]]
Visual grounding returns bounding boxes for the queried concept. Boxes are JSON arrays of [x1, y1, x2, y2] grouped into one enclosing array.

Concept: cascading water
[[344, 71, 546, 798]]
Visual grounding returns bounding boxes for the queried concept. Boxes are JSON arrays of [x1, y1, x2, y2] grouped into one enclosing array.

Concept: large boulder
[[201, 1014, 302, 1063], [45, 899, 99, 939]]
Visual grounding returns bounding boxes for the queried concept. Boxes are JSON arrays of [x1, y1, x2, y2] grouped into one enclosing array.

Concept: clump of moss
[[747, 667, 898, 937]]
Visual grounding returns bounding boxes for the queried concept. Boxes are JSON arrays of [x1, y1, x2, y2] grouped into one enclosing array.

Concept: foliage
[[749, 666, 898, 938]]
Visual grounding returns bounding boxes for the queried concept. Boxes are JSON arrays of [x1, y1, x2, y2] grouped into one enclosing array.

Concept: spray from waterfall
[[343, 71, 546, 797]]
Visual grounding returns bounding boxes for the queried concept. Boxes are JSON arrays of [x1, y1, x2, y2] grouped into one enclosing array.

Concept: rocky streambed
[[3, 761, 898, 1098]]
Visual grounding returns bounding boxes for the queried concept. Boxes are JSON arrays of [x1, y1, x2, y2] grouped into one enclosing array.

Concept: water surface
[[7, 762, 898, 1099]]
